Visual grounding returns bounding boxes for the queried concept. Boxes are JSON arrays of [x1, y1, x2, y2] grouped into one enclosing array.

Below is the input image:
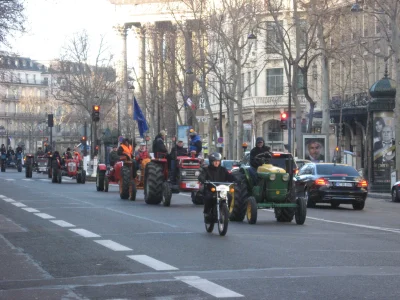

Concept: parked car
[[391, 181, 400, 202], [295, 163, 368, 210]]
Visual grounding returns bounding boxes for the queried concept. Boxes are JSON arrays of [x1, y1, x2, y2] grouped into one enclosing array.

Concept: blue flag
[[133, 96, 148, 138]]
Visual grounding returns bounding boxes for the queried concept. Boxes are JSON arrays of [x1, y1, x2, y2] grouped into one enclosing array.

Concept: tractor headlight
[[220, 190, 228, 199], [195, 170, 200, 177], [269, 173, 276, 181], [181, 171, 187, 176], [282, 174, 289, 181]]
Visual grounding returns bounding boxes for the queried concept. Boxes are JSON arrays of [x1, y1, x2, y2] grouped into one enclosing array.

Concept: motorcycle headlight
[[220, 190, 228, 199], [181, 171, 187, 176], [282, 174, 289, 181], [269, 173, 276, 181], [137, 170, 141, 176], [195, 170, 200, 177]]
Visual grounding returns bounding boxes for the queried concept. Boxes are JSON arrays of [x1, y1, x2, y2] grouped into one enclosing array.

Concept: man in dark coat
[[249, 137, 271, 184], [152, 130, 168, 158], [109, 145, 119, 167], [169, 140, 188, 184], [198, 152, 235, 223]]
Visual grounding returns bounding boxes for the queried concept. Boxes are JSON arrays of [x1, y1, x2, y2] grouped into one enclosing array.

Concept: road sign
[[216, 143, 224, 148], [217, 137, 223, 143], [118, 136, 124, 143]]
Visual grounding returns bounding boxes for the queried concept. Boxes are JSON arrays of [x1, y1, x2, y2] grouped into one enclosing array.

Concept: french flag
[[186, 98, 196, 110]]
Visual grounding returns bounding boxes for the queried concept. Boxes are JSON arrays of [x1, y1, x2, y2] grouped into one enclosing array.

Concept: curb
[[367, 192, 391, 200]]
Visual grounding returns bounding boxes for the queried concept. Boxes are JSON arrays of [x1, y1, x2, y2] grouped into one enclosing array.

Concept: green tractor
[[230, 152, 306, 225]]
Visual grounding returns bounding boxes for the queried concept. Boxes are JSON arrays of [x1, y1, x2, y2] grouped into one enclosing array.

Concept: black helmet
[[209, 152, 222, 164]]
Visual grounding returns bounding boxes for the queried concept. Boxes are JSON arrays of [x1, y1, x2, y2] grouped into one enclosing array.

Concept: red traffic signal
[[280, 112, 288, 129]]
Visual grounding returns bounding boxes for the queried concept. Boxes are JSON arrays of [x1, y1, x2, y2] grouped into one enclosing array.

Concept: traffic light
[[280, 112, 288, 129], [81, 136, 87, 156], [48, 114, 54, 127], [92, 105, 100, 122], [81, 136, 87, 144], [94, 145, 99, 156]]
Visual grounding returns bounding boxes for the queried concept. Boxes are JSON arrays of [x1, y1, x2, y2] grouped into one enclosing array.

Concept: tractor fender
[[98, 164, 107, 171]]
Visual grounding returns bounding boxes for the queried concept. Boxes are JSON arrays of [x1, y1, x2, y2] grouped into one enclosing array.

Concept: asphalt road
[[0, 169, 400, 300]]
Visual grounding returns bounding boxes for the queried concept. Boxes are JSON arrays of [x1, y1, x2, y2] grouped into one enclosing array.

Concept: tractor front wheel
[[246, 196, 258, 224], [162, 182, 172, 206], [120, 166, 131, 200], [295, 197, 307, 225], [96, 168, 105, 191]]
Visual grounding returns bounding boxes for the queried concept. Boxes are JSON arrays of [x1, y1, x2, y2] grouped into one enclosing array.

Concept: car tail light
[[294, 169, 299, 175], [272, 153, 281, 157], [357, 180, 368, 188], [315, 178, 329, 186]]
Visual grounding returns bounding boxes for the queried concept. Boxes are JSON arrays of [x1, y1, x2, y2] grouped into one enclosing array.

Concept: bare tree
[[0, 0, 25, 48]]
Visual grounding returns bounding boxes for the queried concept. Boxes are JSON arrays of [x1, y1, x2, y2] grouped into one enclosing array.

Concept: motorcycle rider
[[0, 144, 6, 167], [7, 146, 14, 164], [152, 130, 168, 158], [198, 152, 235, 223], [16, 144, 23, 154], [189, 130, 202, 157]]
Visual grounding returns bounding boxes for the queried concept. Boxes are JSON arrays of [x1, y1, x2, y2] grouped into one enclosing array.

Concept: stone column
[[114, 24, 128, 136]]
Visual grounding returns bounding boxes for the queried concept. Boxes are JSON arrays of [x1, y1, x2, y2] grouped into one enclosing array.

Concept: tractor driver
[[169, 139, 188, 185], [152, 130, 168, 158], [63, 147, 73, 159], [118, 138, 133, 160], [249, 137, 271, 184]]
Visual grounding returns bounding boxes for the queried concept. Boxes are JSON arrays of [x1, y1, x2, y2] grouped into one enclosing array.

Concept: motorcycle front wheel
[[218, 203, 229, 236]]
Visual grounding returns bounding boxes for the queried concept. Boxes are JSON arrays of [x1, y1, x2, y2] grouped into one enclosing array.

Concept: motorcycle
[[16, 152, 23, 172], [203, 181, 233, 236]]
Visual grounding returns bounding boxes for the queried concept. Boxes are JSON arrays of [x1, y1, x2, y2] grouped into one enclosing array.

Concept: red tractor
[[144, 151, 202, 206], [51, 156, 86, 184], [96, 157, 137, 201]]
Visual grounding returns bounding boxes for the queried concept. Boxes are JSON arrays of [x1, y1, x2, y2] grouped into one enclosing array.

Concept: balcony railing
[[329, 92, 370, 109], [209, 95, 307, 113]]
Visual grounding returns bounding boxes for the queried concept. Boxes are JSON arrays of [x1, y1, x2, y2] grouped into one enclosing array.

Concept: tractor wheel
[[229, 175, 248, 222], [81, 170, 86, 184], [246, 196, 258, 224], [48, 167, 52, 178], [0, 161, 5, 172], [77, 173, 82, 184], [119, 166, 131, 200], [295, 197, 307, 225], [17, 164, 22, 172], [52, 167, 57, 183], [25, 165, 32, 178], [144, 163, 163, 205], [162, 182, 172, 207], [57, 169, 62, 183], [104, 177, 109, 192], [191, 191, 204, 205], [275, 207, 294, 222], [129, 180, 137, 201], [96, 169, 105, 191]]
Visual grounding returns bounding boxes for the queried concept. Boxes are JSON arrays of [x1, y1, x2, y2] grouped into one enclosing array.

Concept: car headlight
[[181, 171, 187, 176], [195, 170, 200, 177], [269, 173, 276, 181], [220, 190, 228, 199], [282, 174, 289, 181]]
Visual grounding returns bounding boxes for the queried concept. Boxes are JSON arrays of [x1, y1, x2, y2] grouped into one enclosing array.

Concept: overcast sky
[[7, 0, 119, 62]]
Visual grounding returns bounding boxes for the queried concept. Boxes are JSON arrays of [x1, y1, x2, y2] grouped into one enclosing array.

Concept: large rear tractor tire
[[162, 182, 172, 206], [229, 175, 248, 222], [119, 166, 131, 200], [96, 169, 105, 191], [81, 170, 86, 184], [144, 163, 163, 205], [17, 164, 22, 172]]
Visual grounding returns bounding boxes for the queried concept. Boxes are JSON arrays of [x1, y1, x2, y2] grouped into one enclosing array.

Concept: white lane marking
[[69, 228, 101, 238], [94, 240, 132, 251], [39, 179, 51, 181], [50, 220, 75, 228], [22, 179, 33, 181], [262, 209, 400, 234], [22, 208, 40, 213], [0, 195, 5, 198], [127, 255, 178, 271], [11, 202, 27, 207], [3, 198, 15, 203], [5, 179, 15, 181], [176, 276, 243, 298], [34, 213, 55, 219]]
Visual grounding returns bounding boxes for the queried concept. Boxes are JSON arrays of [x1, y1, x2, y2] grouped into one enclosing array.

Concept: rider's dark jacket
[[198, 164, 235, 185], [152, 134, 168, 155], [250, 138, 271, 168], [170, 144, 187, 159]]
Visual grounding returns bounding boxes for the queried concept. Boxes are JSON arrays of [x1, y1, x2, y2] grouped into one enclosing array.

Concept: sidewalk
[[368, 192, 392, 200]]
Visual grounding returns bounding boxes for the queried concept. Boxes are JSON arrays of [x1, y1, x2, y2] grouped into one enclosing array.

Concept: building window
[[263, 120, 283, 151], [266, 68, 283, 95], [33, 75, 36, 83], [266, 21, 283, 54], [25, 74, 29, 83]]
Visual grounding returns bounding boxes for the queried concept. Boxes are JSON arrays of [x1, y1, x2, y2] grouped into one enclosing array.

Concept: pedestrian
[[152, 130, 168, 158], [109, 145, 119, 167]]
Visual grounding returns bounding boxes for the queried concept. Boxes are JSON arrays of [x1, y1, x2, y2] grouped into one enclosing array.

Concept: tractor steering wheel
[[254, 151, 272, 165]]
